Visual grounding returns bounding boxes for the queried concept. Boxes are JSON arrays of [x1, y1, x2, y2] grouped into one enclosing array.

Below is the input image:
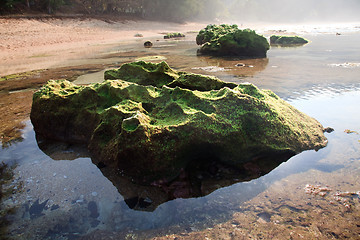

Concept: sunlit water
[[1, 24, 360, 239]]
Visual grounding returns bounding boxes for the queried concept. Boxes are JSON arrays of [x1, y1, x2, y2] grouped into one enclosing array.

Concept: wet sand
[[0, 17, 206, 76]]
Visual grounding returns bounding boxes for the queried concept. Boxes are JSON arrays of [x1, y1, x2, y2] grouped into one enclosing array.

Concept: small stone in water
[[323, 127, 334, 133]]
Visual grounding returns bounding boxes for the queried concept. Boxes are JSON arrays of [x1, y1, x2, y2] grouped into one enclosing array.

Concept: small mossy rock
[[270, 35, 309, 45], [196, 24, 270, 58], [31, 63, 327, 184], [164, 33, 185, 39]]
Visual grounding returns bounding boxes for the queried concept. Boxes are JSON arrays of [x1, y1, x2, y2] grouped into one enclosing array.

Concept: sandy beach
[[0, 17, 206, 76]]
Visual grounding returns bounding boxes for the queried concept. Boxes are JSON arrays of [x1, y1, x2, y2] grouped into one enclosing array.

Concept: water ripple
[[328, 62, 360, 68], [285, 83, 360, 101]]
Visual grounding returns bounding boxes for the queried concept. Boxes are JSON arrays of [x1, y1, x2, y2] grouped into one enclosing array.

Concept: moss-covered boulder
[[31, 61, 327, 184], [196, 24, 270, 58], [270, 35, 309, 45]]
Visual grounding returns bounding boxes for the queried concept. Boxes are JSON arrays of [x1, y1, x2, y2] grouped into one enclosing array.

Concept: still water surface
[[1, 25, 360, 239]]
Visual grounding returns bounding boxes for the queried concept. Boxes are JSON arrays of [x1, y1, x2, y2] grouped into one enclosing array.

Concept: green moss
[[0, 70, 44, 82], [270, 35, 309, 45], [104, 61, 179, 87], [196, 24, 269, 58], [164, 33, 185, 39], [104, 61, 237, 92], [31, 61, 327, 184], [168, 73, 237, 91], [235, 83, 266, 99]]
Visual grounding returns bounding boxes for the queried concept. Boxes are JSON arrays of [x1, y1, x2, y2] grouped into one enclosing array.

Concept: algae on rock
[[164, 33, 185, 39], [196, 24, 270, 58], [104, 61, 237, 91], [270, 35, 309, 45], [31, 61, 327, 185]]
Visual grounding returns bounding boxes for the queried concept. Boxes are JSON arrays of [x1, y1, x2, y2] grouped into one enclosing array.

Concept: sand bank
[[0, 17, 206, 76]]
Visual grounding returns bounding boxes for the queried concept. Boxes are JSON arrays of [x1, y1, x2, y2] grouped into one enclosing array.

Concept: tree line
[[2, 0, 359, 22], [0, 0, 224, 21]]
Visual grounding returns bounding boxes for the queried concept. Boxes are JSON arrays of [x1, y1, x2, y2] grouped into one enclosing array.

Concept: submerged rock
[[196, 24, 269, 58], [270, 35, 309, 45], [31, 61, 327, 185]]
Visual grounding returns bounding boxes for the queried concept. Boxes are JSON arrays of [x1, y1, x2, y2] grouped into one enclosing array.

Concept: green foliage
[[0, 162, 19, 239], [49, 0, 65, 10], [1, 0, 223, 20], [0, 0, 22, 12]]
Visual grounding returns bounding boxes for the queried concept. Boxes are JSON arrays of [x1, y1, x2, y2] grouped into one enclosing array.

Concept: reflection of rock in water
[[0, 162, 22, 238], [36, 136, 295, 212], [36, 135, 90, 161], [192, 56, 269, 78], [100, 151, 294, 212]]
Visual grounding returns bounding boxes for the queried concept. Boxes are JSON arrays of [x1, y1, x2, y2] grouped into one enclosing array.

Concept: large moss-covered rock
[[196, 24, 270, 58], [270, 35, 309, 45], [31, 61, 327, 184]]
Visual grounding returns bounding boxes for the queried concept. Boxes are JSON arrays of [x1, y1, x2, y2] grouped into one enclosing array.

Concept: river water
[[1, 24, 360, 239]]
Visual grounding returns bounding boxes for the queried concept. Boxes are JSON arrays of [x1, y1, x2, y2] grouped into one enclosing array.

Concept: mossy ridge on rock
[[196, 24, 270, 58], [31, 63, 327, 184], [104, 61, 179, 88], [270, 35, 309, 45], [104, 61, 237, 91]]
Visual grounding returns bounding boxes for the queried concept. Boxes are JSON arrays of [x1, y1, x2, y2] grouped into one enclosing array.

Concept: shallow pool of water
[[2, 25, 360, 239]]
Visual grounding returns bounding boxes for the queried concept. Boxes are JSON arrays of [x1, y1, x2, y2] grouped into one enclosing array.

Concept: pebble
[[144, 41, 153, 48], [91, 192, 98, 197]]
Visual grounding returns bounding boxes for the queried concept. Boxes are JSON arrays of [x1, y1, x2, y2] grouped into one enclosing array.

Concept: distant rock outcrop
[[196, 24, 270, 57], [270, 35, 309, 45]]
